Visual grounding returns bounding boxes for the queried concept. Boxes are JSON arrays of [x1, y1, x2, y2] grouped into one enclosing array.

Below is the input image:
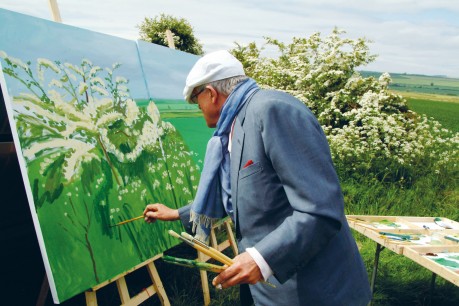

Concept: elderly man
[[144, 50, 371, 305]]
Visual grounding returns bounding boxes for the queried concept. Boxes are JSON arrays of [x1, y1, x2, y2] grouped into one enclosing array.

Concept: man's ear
[[207, 86, 218, 104]]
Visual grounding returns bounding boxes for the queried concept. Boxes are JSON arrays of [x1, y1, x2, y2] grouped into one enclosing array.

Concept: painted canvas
[[0, 9, 206, 303]]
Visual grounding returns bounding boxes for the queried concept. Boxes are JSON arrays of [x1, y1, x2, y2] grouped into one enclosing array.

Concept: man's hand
[[143, 203, 179, 223], [212, 252, 263, 289]]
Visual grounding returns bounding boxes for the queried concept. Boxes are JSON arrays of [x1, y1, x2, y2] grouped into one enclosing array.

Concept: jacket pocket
[[239, 161, 262, 179]]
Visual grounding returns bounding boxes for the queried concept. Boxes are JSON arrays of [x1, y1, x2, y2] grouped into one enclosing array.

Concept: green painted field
[[165, 116, 214, 164]]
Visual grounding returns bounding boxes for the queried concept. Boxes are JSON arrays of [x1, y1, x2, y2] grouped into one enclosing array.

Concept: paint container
[[430, 232, 443, 245]]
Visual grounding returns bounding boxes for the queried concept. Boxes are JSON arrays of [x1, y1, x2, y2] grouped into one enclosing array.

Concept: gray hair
[[198, 75, 248, 96]]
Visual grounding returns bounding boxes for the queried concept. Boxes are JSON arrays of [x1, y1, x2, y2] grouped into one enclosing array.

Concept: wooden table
[[347, 215, 459, 304]]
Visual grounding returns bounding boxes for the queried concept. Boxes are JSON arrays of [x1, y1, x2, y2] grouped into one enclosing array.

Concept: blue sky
[[1, 0, 459, 78]]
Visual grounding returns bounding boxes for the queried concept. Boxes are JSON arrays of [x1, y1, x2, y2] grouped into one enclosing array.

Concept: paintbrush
[[434, 217, 453, 229], [379, 232, 419, 240], [162, 255, 226, 273], [444, 235, 459, 243], [110, 215, 144, 227]]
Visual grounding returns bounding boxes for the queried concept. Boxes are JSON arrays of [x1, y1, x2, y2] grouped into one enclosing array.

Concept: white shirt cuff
[[246, 247, 274, 281]]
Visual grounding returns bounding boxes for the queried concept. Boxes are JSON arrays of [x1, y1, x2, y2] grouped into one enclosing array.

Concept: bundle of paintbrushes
[[168, 230, 233, 265], [166, 230, 276, 288], [163, 230, 229, 273]]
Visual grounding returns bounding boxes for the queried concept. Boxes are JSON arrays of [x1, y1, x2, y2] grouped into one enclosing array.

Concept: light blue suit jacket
[[180, 89, 371, 305]]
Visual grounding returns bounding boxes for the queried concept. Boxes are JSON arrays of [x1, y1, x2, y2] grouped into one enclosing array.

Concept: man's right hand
[[143, 203, 179, 223]]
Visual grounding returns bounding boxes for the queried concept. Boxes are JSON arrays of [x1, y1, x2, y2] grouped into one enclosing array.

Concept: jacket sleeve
[[253, 96, 343, 283]]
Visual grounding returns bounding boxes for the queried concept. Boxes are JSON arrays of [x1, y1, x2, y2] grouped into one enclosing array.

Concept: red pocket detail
[[243, 160, 254, 168]]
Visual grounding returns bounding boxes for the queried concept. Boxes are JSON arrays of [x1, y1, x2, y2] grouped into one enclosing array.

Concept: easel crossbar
[[90, 254, 161, 291], [85, 253, 170, 306]]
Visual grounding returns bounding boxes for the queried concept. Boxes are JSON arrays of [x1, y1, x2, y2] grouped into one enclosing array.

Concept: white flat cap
[[183, 50, 245, 102]]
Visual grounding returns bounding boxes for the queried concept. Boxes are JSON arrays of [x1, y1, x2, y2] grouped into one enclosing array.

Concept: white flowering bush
[[231, 29, 458, 184]]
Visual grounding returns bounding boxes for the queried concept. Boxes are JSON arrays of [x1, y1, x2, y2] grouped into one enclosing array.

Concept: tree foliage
[[138, 14, 203, 55], [231, 29, 458, 185]]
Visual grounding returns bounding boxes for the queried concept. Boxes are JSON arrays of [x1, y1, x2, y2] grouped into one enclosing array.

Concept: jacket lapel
[[231, 116, 245, 232], [230, 91, 255, 236]]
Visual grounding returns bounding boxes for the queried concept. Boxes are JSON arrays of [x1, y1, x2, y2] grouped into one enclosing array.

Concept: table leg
[[369, 243, 384, 306], [428, 272, 437, 305]]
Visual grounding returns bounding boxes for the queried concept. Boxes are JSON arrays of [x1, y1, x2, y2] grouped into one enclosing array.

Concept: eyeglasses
[[190, 87, 207, 104]]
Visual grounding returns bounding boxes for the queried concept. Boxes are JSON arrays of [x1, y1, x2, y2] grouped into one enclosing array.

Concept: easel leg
[[224, 220, 238, 256], [198, 219, 238, 305], [116, 276, 130, 304], [147, 261, 170, 306], [368, 243, 384, 306], [198, 251, 211, 306], [85, 290, 98, 306], [36, 275, 49, 306]]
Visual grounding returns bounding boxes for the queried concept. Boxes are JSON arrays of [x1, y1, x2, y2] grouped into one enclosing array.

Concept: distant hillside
[[359, 71, 459, 97]]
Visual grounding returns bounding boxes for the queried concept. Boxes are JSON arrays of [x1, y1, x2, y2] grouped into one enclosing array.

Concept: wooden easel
[[87, 254, 169, 306], [37, 254, 170, 306], [47, 0, 62, 23], [197, 218, 238, 305]]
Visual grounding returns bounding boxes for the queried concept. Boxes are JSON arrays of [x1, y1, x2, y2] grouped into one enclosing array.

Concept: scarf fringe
[[190, 210, 221, 242]]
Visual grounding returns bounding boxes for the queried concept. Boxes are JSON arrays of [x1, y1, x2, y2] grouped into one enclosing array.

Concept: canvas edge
[[0, 63, 61, 304]]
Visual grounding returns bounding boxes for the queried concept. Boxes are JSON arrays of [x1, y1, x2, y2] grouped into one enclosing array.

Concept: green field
[[359, 71, 459, 133], [406, 98, 459, 132], [360, 71, 459, 97]]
